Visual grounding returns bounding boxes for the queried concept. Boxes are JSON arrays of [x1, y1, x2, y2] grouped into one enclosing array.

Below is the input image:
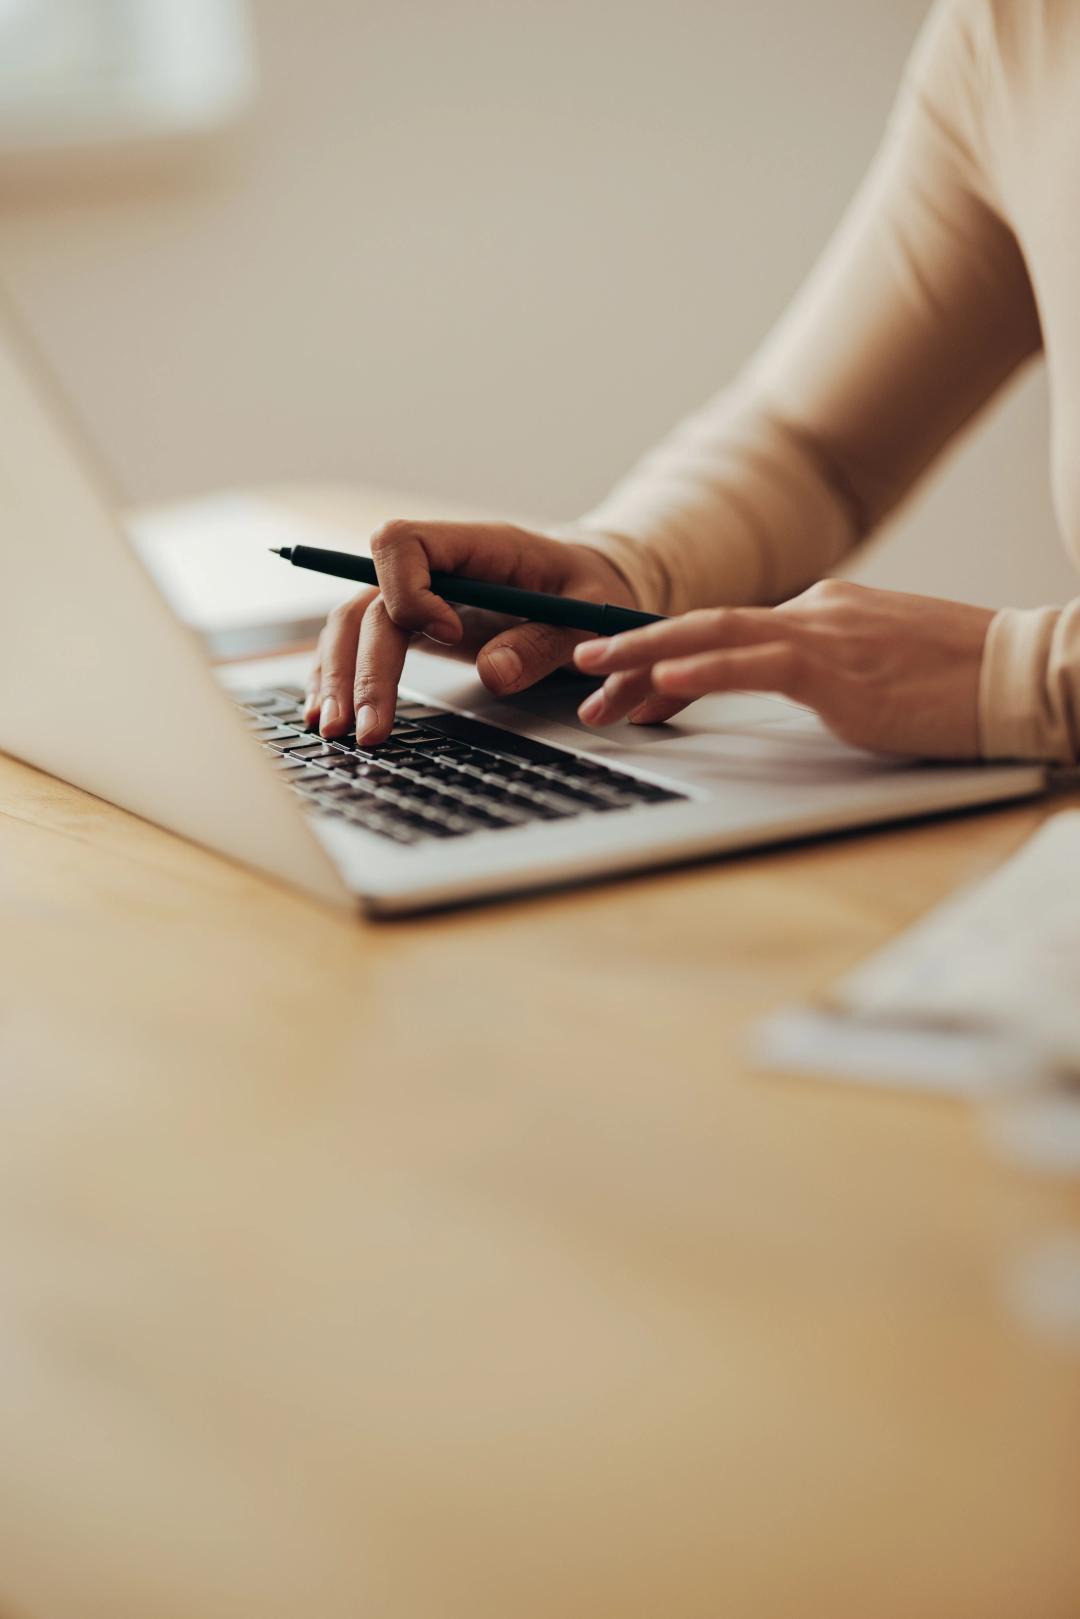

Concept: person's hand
[[572, 580, 995, 758], [305, 520, 636, 743]]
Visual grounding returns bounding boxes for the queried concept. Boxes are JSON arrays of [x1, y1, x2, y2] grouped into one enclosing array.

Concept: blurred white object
[[833, 811, 1080, 1074], [0, 0, 255, 158], [1006, 1236, 1080, 1348], [127, 493, 360, 656], [754, 812, 1080, 1095], [987, 1088, 1080, 1175], [993, 1083, 1080, 1349], [751, 1007, 1037, 1097]]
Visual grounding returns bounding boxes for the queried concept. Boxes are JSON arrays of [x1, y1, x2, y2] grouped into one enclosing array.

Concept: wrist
[[568, 542, 641, 610]]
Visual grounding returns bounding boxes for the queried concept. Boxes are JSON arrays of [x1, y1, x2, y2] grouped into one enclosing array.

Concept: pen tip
[[268, 547, 282, 556]]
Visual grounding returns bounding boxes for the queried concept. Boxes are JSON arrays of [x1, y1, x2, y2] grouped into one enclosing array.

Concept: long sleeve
[[978, 604, 1080, 762], [565, 0, 1042, 623]]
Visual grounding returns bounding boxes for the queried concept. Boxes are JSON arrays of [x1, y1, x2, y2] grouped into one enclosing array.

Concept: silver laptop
[[0, 297, 1047, 915]]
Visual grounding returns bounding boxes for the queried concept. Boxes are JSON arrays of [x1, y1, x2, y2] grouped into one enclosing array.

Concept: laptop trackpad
[[402, 649, 816, 742]]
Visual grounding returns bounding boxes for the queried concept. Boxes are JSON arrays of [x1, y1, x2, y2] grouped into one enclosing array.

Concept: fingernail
[[485, 646, 522, 691], [628, 704, 666, 726], [320, 696, 340, 734], [579, 689, 605, 724], [574, 641, 606, 668], [425, 618, 461, 646], [355, 703, 378, 740]]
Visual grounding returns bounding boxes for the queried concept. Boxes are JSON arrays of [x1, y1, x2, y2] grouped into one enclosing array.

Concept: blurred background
[[0, 0, 1075, 609]]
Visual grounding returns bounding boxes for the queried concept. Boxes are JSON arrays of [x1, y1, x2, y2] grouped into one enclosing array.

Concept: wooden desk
[[0, 491, 1078, 1619]]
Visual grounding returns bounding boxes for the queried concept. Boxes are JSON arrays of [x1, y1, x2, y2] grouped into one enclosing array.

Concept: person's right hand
[[304, 519, 638, 744]]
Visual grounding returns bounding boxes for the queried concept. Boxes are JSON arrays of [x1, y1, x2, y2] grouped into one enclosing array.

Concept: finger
[[573, 607, 787, 675], [316, 592, 373, 736], [627, 695, 689, 726], [577, 666, 655, 726], [652, 643, 817, 704], [352, 595, 410, 744], [368, 521, 465, 643], [370, 517, 587, 645], [477, 621, 588, 695], [372, 517, 555, 645], [304, 640, 324, 728]]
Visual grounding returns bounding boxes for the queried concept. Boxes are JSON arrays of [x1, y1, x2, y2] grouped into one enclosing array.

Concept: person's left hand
[[572, 580, 995, 758]]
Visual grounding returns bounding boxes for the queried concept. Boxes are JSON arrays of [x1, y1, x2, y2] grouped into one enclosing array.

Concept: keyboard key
[[341, 802, 393, 827], [473, 758, 536, 780], [530, 783, 604, 808], [586, 786, 650, 808], [404, 737, 463, 755], [325, 756, 384, 777], [627, 782, 682, 802], [481, 802, 534, 826], [243, 695, 294, 714], [304, 750, 348, 769], [394, 782, 442, 802], [279, 740, 333, 760]]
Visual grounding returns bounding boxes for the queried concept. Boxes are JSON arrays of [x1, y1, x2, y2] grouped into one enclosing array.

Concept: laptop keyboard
[[238, 686, 687, 847]]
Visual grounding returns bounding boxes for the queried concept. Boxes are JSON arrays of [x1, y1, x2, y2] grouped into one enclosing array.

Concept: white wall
[[1, 0, 1076, 608]]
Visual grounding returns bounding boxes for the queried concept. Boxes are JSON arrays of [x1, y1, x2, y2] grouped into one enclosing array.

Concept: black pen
[[269, 544, 663, 636]]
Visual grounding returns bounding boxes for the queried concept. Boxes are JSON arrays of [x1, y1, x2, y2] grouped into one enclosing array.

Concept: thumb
[[477, 621, 593, 695]]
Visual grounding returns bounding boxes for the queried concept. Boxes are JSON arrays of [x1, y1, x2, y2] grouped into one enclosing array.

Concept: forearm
[[562, 0, 1040, 622], [979, 602, 1080, 763], [562, 385, 862, 616]]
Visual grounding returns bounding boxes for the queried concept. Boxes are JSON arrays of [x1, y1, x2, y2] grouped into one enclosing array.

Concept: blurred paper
[[127, 494, 360, 635], [754, 812, 1080, 1095], [1006, 1236, 1080, 1348], [834, 811, 1080, 1070], [751, 1007, 1028, 1096], [988, 1090, 1080, 1175]]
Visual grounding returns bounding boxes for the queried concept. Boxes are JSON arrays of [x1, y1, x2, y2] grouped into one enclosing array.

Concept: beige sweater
[[570, 0, 1080, 763]]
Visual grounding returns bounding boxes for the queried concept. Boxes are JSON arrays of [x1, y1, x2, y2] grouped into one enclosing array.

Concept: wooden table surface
[[0, 491, 1078, 1619]]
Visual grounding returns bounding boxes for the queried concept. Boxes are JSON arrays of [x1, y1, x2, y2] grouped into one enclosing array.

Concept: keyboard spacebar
[[422, 713, 584, 767]]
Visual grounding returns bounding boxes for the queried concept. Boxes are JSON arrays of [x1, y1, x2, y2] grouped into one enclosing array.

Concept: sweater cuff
[[550, 522, 670, 615], [978, 605, 1074, 762]]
